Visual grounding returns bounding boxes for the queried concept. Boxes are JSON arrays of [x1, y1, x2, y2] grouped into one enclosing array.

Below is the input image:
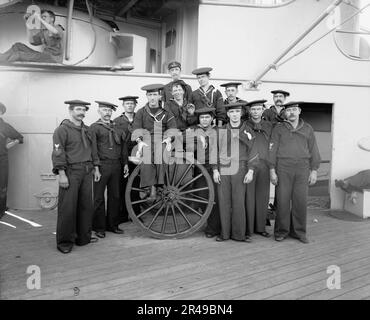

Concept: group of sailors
[[0, 60, 322, 254], [50, 61, 321, 254]]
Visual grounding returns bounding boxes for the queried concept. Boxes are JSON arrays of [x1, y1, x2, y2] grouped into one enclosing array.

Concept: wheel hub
[[162, 186, 179, 203]]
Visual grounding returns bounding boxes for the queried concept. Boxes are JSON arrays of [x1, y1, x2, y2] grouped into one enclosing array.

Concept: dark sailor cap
[[119, 96, 139, 102], [283, 101, 305, 109], [95, 101, 118, 111], [168, 61, 181, 70], [246, 99, 267, 107], [220, 82, 242, 88], [195, 107, 216, 116], [271, 89, 290, 97], [64, 99, 91, 110], [141, 84, 164, 92], [223, 102, 247, 111], [192, 67, 213, 75]]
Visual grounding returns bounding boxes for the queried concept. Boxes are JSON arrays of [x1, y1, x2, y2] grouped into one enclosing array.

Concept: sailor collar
[[196, 124, 216, 131], [199, 85, 215, 95], [283, 118, 305, 132], [226, 122, 254, 140], [120, 113, 135, 123], [144, 104, 166, 122]]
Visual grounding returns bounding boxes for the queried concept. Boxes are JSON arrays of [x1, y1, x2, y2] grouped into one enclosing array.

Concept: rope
[[62, 0, 97, 66]]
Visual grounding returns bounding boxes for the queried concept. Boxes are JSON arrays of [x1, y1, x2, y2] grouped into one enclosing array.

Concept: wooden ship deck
[[1, 208, 370, 300]]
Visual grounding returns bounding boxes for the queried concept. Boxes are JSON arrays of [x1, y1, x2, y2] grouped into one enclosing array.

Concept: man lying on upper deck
[[0, 9, 63, 64]]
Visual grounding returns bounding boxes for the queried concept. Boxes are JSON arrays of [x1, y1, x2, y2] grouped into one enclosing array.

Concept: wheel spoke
[[178, 196, 209, 205], [147, 203, 165, 229], [137, 199, 163, 219], [189, 193, 210, 202], [171, 204, 179, 233], [132, 198, 151, 205], [131, 187, 148, 193], [179, 187, 209, 195], [175, 164, 193, 188], [161, 205, 170, 234], [174, 203, 192, 228], [178, 200, 203, 217], [171, 162, 178, 186], [178, 174, 203, 191]]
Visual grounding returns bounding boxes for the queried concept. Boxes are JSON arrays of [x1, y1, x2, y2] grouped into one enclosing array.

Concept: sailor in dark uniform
[[263, 89, 289, 124], [114, 96, 138, 133], [245, 100, 273, 239], [220, 82, 249, 121], [52, 100, 99, 254], [213, 102, 259, 242], [269, 101, 321, 244], [164, 80, 197, 132], [263, 89, 290, 214], [0, 102, 24, 220], [114, 96, 138, 222], [90, 101, 129, 238], [191, 67, 225, 127], [186, 107, 221, 238], [162, 61, 192, 103], [132, 84, 177, 199]]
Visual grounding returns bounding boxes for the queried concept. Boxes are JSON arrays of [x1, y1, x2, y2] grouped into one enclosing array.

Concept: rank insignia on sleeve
[[53, 144, 62, 156]]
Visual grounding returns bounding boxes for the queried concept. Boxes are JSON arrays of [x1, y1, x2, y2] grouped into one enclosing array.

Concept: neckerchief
[[283, 118, 305, 132], [61, 119, 90, 148], [198, 85, 216, 108], [271, 105, 286, 121], [122, 113, 135, 124], [282, 119, 310, 140], [144, 104, 166, 122], [95, 119, 121, 147], [224, 97, 243, 104]]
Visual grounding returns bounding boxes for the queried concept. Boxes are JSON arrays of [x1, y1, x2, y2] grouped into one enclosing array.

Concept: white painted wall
[[197, 0, 370, 210], [197, 0, 370, 84]]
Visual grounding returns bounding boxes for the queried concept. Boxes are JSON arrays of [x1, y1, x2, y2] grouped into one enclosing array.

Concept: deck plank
[[1, 209, 370, 300]]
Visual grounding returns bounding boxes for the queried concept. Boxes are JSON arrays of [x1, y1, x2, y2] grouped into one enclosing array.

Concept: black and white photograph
[[1, 0, 370, 304]]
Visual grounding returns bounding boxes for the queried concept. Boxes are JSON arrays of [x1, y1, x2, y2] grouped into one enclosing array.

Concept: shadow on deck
[[1, 208, 370, 300]]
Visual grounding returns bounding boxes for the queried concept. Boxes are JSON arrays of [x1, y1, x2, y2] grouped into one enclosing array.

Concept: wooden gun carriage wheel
[[125, 153, 215, 239]]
